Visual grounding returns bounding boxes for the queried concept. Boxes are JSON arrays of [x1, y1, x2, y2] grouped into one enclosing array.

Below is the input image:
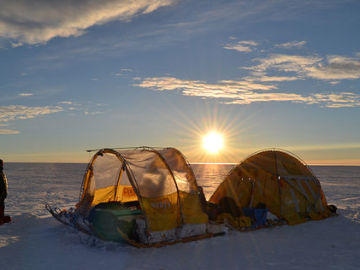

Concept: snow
[[1, 163, 360, 270]]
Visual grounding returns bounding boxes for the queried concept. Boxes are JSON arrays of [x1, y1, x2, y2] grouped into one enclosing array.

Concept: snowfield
[[1, 163, 359, 270]]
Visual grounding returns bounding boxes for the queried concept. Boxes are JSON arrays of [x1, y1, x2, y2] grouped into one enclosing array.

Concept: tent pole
[[274, 150, 282, 218], [113, 164, 125, 201]]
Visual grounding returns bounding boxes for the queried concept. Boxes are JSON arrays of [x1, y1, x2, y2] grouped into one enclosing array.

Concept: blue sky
[[1, 0, 360, 164]]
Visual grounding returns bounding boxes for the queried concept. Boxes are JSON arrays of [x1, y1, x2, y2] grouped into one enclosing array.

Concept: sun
[[202, 131, 224, 154]]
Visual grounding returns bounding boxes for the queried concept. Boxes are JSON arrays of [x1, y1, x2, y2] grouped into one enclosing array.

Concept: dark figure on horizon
[[0, 159, 11, 225]]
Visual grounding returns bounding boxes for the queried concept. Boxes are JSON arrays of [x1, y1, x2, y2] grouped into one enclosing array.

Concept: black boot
[[0, 205, 11, 225], [0, 205, 4, 225]]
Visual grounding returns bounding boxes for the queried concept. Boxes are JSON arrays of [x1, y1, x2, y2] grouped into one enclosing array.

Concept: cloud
[[113, 68, 133, 76], [84, 111, 104, 116], [0, 113, 22, 134], [275, 40, 306, 49], [57, 101, 84, 111], [135, 46, 360, 108], [247, 54, 322, 73], [0, 105, 63, 122], [223, 92, 313, 105], [0, 129, 20, 135], [136, 76, 360, 108], [246, 54, 360, 81], [18, 93, 33, 97], [306, 55, 360, 80], [136, 76, 276, 95], [243, 72, 299, 82], [120, 68, 133, 72], [310, 92, 360, 106], [0, 0, 175, 45], [224, 40, 258, 52]]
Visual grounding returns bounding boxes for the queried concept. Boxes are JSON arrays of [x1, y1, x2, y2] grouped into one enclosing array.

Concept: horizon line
[[4, 161, 360, 166]]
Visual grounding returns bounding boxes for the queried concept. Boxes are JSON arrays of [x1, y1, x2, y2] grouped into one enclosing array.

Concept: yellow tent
[[76, 147, 209, 241], [209, 150, 332, 226]]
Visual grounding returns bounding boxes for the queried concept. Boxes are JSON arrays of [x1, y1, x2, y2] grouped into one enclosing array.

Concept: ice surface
[[1, 163, 359, 270]]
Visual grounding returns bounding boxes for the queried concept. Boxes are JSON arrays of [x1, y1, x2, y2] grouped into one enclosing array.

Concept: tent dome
[[77, 147, 208, 232], [210, 149, 331, 225]]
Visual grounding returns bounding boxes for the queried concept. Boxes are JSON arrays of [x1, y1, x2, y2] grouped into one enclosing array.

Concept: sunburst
[[202, 131, 224, 154]]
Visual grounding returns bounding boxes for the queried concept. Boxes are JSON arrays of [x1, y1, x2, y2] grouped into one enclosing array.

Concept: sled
[[46, 202, 225, 248], [45, 203, 92, 235]]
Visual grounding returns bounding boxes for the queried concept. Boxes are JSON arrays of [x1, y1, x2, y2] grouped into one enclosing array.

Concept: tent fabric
[[209, 150, 331, 225], [76, 147, 208, 233]]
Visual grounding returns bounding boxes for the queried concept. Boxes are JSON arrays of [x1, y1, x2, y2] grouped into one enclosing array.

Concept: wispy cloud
[[136, 76, 360, 108], [306, 55, 360, 80], [0, 129, 20, 135], [222, 40, 360, 81], [275, 40, 306, 49], [0, 105, 63, 122], [246, 53, 360, 80], [58, 101, 73, 105], [246, 54, 322, 73], [18, 93, 33, 97], [224, 40, 258, 52], [120, 68, 133, 73], [243, 72, 299, 82], [136, 76, 276, 94], [135, 41, 360, 108], [84, 111, 104, 116], [0, 0, 176, 45], [57, 101, 84, 112], [113, 68, 133, 76]]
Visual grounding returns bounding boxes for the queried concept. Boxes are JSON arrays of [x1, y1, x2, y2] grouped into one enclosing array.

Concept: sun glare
[[203, 132, 224, 154]]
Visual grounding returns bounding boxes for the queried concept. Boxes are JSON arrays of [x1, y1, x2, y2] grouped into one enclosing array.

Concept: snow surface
[[1, 163, 360, 270]]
